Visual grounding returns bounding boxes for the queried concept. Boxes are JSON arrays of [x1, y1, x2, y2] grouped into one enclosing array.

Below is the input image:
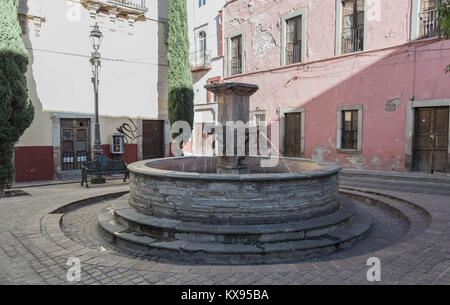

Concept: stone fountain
[[98, 83, 372, 264]]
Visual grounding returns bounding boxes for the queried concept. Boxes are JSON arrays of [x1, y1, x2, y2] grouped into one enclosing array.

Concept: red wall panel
[[14, 146, 54, 182]]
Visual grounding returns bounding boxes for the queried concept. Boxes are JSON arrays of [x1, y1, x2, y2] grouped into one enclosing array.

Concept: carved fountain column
[[205, 82, 259, 174]]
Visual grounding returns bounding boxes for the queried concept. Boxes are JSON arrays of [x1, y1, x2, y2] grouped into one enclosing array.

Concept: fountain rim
[[128, 156, 342, 182]]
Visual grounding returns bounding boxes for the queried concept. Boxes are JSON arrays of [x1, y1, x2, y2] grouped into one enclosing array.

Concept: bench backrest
[[82, 156, 127, 172]]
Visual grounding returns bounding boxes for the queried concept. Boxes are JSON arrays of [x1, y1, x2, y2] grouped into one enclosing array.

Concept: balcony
[[190, 50, 212, 72], [81, 0, 148, 22], [107, 0, 147, 11], [419, 8, 440, 38]]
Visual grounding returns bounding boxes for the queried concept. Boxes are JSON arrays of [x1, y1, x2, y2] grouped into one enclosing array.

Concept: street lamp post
[[90, 23, 105, 184]]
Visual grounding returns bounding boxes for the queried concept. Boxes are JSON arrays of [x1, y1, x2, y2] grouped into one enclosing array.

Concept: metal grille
[[341, 0, 365, 54], [62, 151, 91, 170], [285, 15, 302, 64], [190, 50, 211, 68], [109, 0, 147, 10], [342, 25, 364, 54], [231, 35, 242, 75], [419, 1, 443, 38]]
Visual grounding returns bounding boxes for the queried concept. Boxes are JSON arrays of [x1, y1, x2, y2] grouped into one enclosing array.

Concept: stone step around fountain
[[98, 195, 372, 264], [112, 195, 355, 243]]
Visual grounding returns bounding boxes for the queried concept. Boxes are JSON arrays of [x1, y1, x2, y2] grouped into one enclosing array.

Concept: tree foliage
[[0, 0, 34, 192], [167, 0, 194, 132], [438, 1, 450, 74]]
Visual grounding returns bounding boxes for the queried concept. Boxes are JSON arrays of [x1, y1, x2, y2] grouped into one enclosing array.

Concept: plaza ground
[[0, 174, 449, 285]]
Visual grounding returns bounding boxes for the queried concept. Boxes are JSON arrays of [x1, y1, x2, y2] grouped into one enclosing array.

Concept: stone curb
[[341, 169, 450, 184]]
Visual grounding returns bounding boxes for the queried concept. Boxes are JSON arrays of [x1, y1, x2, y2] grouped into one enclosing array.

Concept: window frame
[[279, 108, 306, 157], [336, 105, 363, 153], [411, 0, 443, 40], [281, 9, 307, 66], [335, 0, 368, 56], [227, 31, 244, 76], [198, 30, 207, 56]]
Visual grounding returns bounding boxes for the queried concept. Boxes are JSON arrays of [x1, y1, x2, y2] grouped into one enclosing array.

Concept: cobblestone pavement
[[0, 178, 449, 285]]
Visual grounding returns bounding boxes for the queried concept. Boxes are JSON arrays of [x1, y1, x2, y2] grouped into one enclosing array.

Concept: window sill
[[340, 49, 364, 56], [336, 149, 361, 155]]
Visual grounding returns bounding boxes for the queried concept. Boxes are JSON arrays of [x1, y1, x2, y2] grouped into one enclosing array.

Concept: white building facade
[[14, 0, 169, 182], [187, 0, 226, 155]]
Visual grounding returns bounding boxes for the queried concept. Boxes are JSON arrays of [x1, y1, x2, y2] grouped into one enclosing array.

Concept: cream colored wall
[[16, 0, 168, 148], [99, 115, 140, 145], [15, 60, 53, 147], [188, 0, 226, 106]]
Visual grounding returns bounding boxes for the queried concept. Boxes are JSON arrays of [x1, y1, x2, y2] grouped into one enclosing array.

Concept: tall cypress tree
[[0, 0, 34, 195], [167, 0, 194, 134]]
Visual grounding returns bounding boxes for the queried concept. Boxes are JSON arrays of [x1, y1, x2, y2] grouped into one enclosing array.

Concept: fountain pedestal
[[204, 83, 259, 174]]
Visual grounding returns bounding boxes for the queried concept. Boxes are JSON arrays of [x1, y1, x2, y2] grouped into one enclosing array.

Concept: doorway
[[142, 120, 164, 159], [285, 112, 303, 158], [60, 118, 91, 170], [413, 106, 449, 173]]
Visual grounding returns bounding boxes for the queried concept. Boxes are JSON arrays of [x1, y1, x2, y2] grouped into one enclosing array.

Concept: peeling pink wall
[[223, 0, 450, 171]]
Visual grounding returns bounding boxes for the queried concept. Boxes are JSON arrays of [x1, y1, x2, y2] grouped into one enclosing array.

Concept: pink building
[[221, 0, 450, 173]]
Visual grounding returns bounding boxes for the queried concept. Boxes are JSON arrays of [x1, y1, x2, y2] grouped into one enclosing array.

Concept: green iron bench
[[81, 155, 129, 188]]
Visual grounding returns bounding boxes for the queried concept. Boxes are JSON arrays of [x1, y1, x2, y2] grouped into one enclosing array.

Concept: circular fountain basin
[[128, 156, 342, 225], [98, 156, 373, 264]]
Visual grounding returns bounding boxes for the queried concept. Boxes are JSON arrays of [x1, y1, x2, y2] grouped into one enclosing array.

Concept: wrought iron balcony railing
[[190, 50, 212, 71], [285, 40, 302, 64], [107, 0, 147, 11], [82, 0, 148, 14], [341, 25, 364, 54], [419, 8, 440, 38]]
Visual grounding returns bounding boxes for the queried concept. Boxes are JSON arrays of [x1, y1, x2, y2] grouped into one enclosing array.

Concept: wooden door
[[142, 120, 164, 159], [414, 107, 449, 173], [285, 113, 302, 158]]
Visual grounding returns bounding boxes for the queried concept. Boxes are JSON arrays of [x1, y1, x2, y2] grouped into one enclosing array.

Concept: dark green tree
[[167, 0, 194, 138], [0, 0, 34, 196], [438, 1, 450, 74]]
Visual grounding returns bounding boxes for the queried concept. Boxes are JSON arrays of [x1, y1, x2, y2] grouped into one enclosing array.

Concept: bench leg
[[84, 174, 89, 188]]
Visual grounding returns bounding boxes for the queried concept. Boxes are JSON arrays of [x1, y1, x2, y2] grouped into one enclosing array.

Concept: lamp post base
[[91, 175, 106, 184]]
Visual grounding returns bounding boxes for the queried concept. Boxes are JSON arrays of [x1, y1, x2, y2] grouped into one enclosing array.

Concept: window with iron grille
[[341, 110, 359, 150], [285, 15, 302, 65], [230, 35, 242, 75], [341, 0, 365, 54], [419, 0, 443, 38]]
